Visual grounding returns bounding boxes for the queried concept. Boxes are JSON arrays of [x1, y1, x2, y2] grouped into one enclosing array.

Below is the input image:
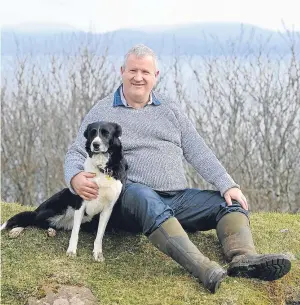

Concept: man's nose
[[134, 71, 143, 81]]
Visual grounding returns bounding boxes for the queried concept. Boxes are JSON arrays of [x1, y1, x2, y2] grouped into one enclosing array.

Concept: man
[[64, 44, 291, 293]]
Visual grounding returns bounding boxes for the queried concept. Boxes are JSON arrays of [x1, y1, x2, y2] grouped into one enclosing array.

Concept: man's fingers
[[83, 177, 98, 190], [224, 189, 249, 210], [241, 197, 249, 210], [234, 196, 248, 210], [85, 181, 99, 190], [83, 172, 96, 178], [225, 194, 232, 206], [82, 186, 98, 197], [80, 191, 97, 200]]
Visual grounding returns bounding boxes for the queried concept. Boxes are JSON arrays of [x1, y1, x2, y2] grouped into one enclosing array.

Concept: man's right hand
[[71, 172, 99, 201]]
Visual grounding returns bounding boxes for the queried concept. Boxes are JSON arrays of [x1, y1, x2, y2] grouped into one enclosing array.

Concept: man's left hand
[[224, 188, 248, 210]]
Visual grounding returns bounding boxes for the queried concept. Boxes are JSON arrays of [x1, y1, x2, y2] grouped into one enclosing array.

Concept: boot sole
[[206, 269, 227, 294], [228, 255, 291, 281]]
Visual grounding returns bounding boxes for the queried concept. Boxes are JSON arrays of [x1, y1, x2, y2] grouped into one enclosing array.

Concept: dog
[[1, 121, 128, 262]]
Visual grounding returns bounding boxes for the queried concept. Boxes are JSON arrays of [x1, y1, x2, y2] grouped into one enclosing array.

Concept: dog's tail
[[0, 211, 37, 230]]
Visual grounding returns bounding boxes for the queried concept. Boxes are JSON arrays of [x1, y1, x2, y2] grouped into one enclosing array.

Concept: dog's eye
[[91, 129, 97, 137], [101, 129, 109, 137]]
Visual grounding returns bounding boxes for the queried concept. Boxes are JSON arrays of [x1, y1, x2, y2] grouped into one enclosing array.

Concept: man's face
[[121, 54, 159, 104]]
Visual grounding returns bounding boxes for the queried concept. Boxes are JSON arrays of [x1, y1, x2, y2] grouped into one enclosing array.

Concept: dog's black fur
[[1, 121, 127, 234]]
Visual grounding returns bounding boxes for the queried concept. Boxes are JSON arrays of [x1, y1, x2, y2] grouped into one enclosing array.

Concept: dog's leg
[[47, 228, 57, 237], [66, 204, 85, 257], [8, 227, 25, 238], [35, 210, 57, 236], [93, 205, 114, 262], [93, 182, 123, 261]]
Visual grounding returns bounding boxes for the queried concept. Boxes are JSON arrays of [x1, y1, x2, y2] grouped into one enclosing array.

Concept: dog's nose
[[93, 143, 100, 150]]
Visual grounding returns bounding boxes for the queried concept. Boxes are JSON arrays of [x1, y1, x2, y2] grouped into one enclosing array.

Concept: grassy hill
[[1, 202, 300, 305]]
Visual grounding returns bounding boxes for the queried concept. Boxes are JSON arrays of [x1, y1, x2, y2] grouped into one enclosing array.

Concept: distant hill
[[1, 22, 299, 56]]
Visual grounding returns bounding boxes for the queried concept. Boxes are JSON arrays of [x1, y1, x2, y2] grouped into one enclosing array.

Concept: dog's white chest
[[85, 174, 122, 216], [84, 154, 108, 174]]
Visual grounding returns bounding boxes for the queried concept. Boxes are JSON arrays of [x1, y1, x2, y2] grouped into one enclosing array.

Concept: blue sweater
[[64, 86, 239, 196]]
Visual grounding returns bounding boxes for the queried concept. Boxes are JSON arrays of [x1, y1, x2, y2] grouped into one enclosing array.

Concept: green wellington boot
[[148, 217, 226, 293], [216, 212, 291, 281]]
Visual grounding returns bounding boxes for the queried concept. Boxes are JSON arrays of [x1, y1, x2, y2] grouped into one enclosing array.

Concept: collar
[[120, 85, 153, 106], [113, 84, 161, 107], [98, 166, 113, 177]]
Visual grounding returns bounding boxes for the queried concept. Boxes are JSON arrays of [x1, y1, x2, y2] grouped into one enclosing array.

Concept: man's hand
[[71, 172, 98, 201], [224, 188, 248, 210]]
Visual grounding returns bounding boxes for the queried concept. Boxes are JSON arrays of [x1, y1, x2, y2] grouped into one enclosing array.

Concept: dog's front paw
[[9, 227, 24, 238], [47, 228, 57, 237], [66, 248, 77, 257], [93, 251, 105, 262]]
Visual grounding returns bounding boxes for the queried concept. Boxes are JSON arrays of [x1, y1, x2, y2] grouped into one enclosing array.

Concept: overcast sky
[[1, 0, 300, 32]]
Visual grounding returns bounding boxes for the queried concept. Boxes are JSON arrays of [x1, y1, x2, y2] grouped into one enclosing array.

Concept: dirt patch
[[27, 285, 98, 305]]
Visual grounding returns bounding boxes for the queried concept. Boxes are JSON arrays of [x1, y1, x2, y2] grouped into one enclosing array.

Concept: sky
[[1, 0, 300, 33]]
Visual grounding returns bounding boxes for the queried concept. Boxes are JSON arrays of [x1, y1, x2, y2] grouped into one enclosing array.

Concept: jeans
[[109, 182, 248, 235]]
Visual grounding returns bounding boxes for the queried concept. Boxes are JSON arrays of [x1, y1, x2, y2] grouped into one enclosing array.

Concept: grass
[[1, 202, 300, 305]]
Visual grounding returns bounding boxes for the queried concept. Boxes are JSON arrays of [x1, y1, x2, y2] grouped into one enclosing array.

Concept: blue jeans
[[110, 182, 248, 235]]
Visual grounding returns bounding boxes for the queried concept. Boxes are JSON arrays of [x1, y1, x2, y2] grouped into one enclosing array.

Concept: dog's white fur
[[66, 152, 122, 262], [1, 125, 125, 262]]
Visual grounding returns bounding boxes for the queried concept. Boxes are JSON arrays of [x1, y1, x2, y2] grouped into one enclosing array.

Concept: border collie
[[1, 121, 128, 262]]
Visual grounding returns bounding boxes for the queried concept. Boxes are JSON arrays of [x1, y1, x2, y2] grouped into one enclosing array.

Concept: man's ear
[[83, 124, 90, 139], [113, 123, 122, 137], [120, 65, 125, 75]]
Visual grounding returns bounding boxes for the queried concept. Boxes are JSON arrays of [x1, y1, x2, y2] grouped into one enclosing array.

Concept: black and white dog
[[1, 121, 128, 262]]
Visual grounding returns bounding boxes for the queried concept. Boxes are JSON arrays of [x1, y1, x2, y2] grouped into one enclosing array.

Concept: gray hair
[[123, 44, 159, 71]]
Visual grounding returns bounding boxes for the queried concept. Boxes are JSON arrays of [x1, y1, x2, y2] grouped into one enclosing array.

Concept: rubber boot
[[216, 212, 291, 281], [148, 217, 226, 293]]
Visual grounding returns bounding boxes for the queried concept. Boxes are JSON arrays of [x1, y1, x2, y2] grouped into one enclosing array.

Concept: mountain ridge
[[2, 22, 299, 56]]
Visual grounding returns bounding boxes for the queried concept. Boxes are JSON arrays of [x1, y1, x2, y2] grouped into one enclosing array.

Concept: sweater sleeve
[[172, 105, 239, 196]]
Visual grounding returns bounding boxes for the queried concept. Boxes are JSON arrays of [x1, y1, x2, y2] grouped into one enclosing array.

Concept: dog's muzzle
[[91, 140, 108, 153], [93, 142, 100, 151]]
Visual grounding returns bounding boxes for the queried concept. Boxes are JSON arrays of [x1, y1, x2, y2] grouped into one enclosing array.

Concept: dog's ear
[[83, 124, 90, 139], [112, 123, 122, 137]]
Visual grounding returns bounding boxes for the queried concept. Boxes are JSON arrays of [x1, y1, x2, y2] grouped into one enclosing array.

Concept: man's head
[[121, 44, 159, 108]]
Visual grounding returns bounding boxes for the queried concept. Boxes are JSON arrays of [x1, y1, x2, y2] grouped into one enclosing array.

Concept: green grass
[[1, 202, 300, 305]]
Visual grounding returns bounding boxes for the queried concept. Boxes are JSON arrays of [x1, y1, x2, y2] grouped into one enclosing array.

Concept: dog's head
[[84, 121, 122, 157]]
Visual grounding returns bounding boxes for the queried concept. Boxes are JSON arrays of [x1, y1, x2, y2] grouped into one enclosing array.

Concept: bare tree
[[181, 32, 300, 212], [1, 41, 119, 205], [1, 31, 299, 212]]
